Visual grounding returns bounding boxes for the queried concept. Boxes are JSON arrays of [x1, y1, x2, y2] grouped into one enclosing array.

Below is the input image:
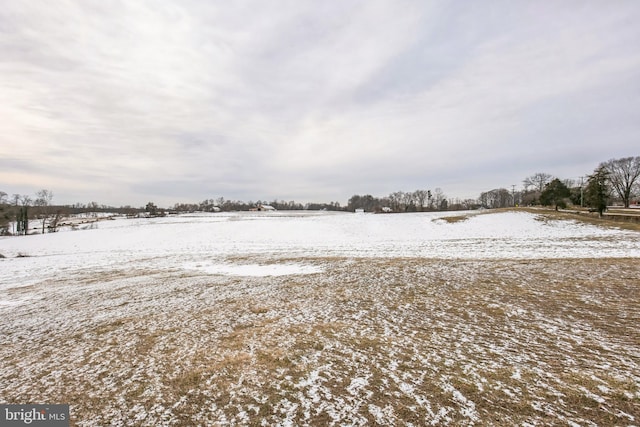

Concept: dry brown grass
[[438, 214, 470, 223], [515, 206, 640, 232], [1, 257, 639, 425]]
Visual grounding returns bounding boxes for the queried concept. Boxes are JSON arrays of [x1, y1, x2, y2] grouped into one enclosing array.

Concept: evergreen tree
[[540, 178, 570, 210], [585, 166, 610, 217], [16, 206, 28, 235]]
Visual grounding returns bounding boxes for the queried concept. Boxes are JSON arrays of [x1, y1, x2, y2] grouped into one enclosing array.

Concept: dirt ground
[[1, 256, 638, 426]]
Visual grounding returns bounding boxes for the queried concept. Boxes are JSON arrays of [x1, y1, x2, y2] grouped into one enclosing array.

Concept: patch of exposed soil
[[1, 257, 638, 425]]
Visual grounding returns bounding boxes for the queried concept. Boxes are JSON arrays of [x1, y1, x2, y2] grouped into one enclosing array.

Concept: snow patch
[[347, 377, 369, 395], [183, 262, 323, 277]]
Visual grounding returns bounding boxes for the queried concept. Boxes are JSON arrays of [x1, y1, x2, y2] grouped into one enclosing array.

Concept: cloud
[[1, 1, 639, 206]]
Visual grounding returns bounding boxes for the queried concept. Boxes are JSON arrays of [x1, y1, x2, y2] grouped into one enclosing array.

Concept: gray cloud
[[1, 1, 639, 206]]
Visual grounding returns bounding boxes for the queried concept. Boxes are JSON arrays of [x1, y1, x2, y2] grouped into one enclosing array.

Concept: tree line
[[479, 156, 640, 215], [346, 189, 479, 213], [2, 156, 638, 235], [170, 198, 343, 213], [0, 189, 61, 235], [0, 191, 158, 235], [0, 192, 347, 234]]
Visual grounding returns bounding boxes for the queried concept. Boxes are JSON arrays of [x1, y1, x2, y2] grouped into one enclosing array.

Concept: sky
[[1, 1, 639, 207]]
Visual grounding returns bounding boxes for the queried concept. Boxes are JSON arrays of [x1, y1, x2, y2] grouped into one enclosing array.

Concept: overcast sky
[[1, 1, 639, 207]]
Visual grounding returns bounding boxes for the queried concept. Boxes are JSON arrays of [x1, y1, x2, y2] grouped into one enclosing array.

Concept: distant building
[[257, 204, 276, 211], [355, 208, 365, 214]]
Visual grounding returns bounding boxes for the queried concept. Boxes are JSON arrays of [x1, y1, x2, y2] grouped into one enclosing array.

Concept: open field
[[1, 211, 639, 425]]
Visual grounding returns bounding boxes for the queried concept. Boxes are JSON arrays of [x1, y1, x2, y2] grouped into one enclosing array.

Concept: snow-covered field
[[1, 210, 639, 425]]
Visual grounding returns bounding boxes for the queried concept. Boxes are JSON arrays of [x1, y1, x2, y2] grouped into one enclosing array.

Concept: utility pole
[[580, 176, 584, 207], [511, 184, 516, 207]]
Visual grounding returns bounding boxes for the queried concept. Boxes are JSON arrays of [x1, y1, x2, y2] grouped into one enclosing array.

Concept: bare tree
[[480, 188, 511, 208], [433, 188, 446, 210], [602, 156, 640, 208], [34, 189, 54, 234], [401, 191, 415, 211], [388, 192, 403, 212], [88, 201, 100, 217], [523, 172, 552, 193], [413, 190, 428, 211]]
